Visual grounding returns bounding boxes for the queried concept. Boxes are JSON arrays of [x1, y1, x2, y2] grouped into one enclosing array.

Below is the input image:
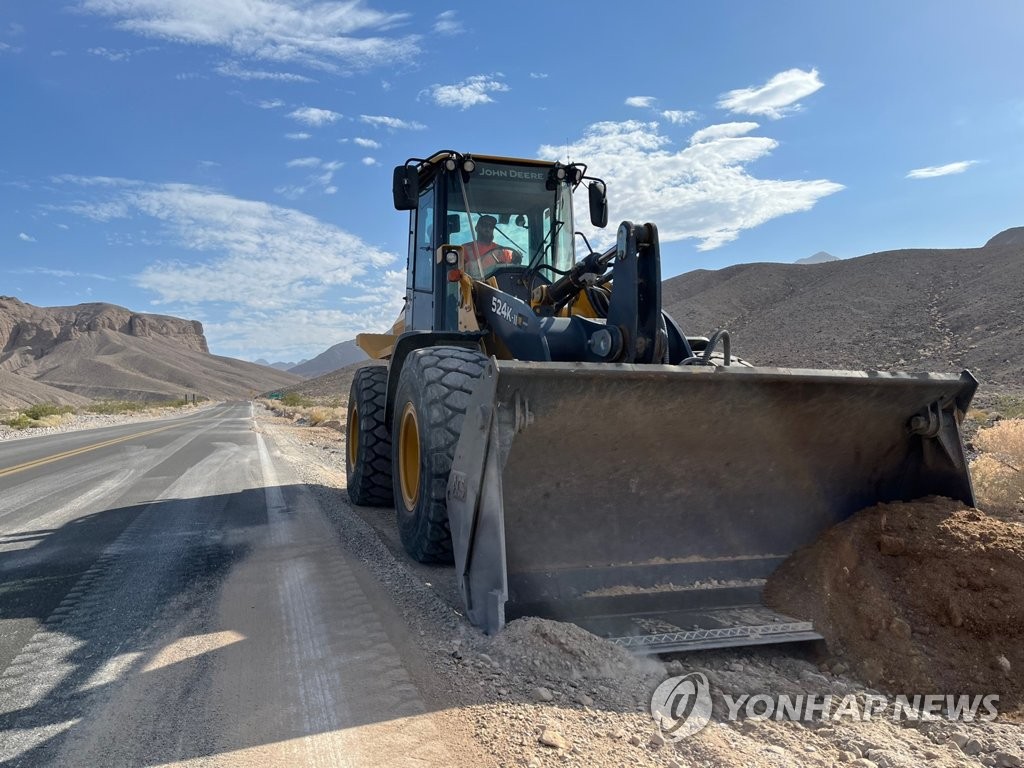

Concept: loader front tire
[[346, 365, 394, 506], [392, 346, 488, 563]]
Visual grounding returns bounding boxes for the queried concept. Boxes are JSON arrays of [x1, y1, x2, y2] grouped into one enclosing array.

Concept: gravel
[[255, 404, 1024, 768]]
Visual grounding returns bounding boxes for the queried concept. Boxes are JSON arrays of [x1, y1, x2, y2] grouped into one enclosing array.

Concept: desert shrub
[[2, 413, 31, 429], [280, 392, 311, 407], [307, 406, 344, 426], [970, 418, 1024, 516], [966, 408, 990, 425], [24, 403, 75, 419], [85, 400, 148, 414], [993, 395, 1024, 420]]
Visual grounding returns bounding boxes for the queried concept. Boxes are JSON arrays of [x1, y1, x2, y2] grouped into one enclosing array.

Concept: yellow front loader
[[345, 150, 976, 652]]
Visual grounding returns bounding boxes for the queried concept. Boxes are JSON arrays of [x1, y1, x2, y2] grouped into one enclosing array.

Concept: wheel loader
[[346, 150, 977, 653]]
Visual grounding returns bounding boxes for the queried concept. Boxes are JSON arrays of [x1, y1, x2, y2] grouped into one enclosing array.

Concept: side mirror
[[447, 214, 461, 234], [392, 166, 418, 211], [588, 181, 608, 228]]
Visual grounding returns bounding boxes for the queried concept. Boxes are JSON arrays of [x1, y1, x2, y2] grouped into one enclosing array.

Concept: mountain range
[[663, 228, 1023, 387], [0, 297, 299, 409], [279, 227, 1023, 404], [3, 227, 1021, 410]]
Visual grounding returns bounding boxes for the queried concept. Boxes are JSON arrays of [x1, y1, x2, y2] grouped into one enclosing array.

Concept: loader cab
[[395, 153, 587, 332]]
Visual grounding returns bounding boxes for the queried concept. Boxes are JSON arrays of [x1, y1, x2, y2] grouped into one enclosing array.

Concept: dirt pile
[[485, 617, 663, 705], [765, 496, 1024, 709]]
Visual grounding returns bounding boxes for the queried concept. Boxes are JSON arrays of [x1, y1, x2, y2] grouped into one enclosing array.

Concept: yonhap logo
[[650, 673, 713, 741]]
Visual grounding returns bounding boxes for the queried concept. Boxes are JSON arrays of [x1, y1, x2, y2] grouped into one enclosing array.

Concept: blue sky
[[2, 1, 1022, 362]]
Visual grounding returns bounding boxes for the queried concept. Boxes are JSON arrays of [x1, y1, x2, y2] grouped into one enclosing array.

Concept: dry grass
[[258, 398, 344, 428], [970, 418, 1024, 517]]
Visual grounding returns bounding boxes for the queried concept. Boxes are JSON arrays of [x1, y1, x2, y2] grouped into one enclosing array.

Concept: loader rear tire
[[392, 346, 488, 563], [346, 365, 394, 506]]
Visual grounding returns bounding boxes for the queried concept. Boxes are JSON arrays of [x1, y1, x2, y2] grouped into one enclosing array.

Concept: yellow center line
[[0, 423, 179, 478]]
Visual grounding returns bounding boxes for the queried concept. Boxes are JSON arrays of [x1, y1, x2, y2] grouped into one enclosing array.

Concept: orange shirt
[[464, 241, 515, 274]]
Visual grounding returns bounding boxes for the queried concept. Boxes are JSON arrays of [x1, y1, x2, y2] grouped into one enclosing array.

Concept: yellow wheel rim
[[347, 403, 359, 467], [398, 402, 421, 512]]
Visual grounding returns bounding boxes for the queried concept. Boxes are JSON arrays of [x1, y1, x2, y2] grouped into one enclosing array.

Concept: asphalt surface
[[0, 402, 460, 766]]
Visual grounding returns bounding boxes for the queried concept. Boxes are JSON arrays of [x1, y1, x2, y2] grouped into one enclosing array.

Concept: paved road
[[0, 403, 459, 766]]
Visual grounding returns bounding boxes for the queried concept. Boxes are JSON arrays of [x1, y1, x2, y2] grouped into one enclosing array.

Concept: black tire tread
[[393, 346, 488, 563], [346, 365, 394, 506]]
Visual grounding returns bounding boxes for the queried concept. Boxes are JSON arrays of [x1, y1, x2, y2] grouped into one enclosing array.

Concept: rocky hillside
[[664, 231, 1023, 387], [0, 298, 301, 408]]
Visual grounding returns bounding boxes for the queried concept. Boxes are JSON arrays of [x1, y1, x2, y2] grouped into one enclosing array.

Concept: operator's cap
[[477, 215, 497, 227]]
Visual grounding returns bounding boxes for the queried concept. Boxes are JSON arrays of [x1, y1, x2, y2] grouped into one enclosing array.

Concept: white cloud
[[661, 109, 698, 125], [18, 232, 36, 242], [360, 114, 427, 131], [540, 120, 843, 251], [79, 0, 420, 72], [88, 46, 132, 61], [361, 157, 377, 166], [258, 98, 285, 109], [56, 178, 397, 317], [689, 122, 760, 145], [288, 106, 341, 126], [277, 158, 342, 196], [353, 137, 381, 149], [51, 49, 69, 56], [906, 160, 978, 179], [625, 96, 656, 108], [529, 72, 548, 79], [433, 10, 463, 35], [426, 74, 508, 109], [718, 68, 824, 119], [215, 61, 313, 82], [11, 267, 114, 281], [286, 132, 311, 140]]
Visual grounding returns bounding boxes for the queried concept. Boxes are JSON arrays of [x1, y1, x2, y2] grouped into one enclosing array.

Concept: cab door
[[407, 182, 436, 331]]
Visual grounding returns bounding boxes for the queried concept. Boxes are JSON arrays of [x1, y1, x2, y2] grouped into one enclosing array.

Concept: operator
[[464, 214, 521, 277]]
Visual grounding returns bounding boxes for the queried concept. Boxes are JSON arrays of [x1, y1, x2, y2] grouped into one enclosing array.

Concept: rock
[[878, 534, 906, 555], [948, 598, 964, 628], [965, 738, 984, 756], [478, 653, 494, 665], [577, 694, 594, 707], [649, 732, 666, 748], [949, 733, 969, 749], [667, 761, 683, 768], [767, 746, 786, 755], [889, 617, 912, 640], [996, 752, 1022, 768], [629, 735, 642, 746], [799, 670, 831, 688], [832, 662, 850, 676], [851, 760, 878, 768], [320, 419, 343, 431], [610, 729, 625, 740], [996, 655, 1012, 674], [539, 729, 569, 750], [533, 687, 554, 702], [665, 659, 684, 675]]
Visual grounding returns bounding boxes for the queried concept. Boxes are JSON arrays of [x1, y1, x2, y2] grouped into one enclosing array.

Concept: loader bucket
[[446, 360, 977, 653]]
